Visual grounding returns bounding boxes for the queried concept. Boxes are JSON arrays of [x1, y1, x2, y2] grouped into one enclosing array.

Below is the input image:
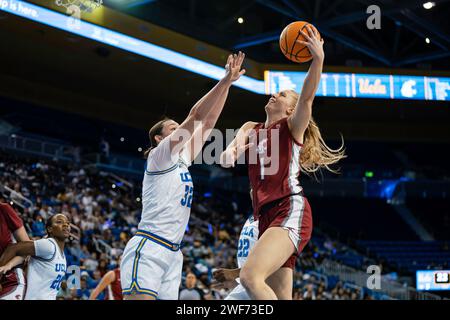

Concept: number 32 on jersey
[[180, 172, 193, 208]]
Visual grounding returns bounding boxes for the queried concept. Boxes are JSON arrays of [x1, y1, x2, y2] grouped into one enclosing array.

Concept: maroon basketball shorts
[[0, 268, 26, 300], [258, 194, 313, 269]]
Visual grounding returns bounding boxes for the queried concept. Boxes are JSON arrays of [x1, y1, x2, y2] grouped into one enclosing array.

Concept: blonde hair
[[286, 90, 346, 176]]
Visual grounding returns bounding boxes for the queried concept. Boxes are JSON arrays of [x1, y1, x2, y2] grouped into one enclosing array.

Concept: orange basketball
[[279, 21, 320, 63]]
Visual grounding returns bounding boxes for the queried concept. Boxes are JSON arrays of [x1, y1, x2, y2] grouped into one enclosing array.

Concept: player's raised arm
[[185, 52, 247, 161], [288, 25, 324, 142], [89, 270, 116, 300], [167, 52, 247, 156]]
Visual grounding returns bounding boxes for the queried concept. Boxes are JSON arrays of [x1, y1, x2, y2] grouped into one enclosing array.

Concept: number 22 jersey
[[25, 238, 67, 300]]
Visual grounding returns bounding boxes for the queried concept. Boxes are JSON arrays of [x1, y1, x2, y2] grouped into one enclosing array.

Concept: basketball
[[279, 21, 320, 63]]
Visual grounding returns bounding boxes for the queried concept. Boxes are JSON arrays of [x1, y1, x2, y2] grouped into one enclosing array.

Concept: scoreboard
[[416, 270, 450, 291], [265, 71, 450, 101]]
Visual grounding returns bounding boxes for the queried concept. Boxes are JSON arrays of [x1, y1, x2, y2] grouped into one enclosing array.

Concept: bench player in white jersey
[[0, 214, 70, 300], [213, 215, 259, 300], [121, 52, 247, 300]]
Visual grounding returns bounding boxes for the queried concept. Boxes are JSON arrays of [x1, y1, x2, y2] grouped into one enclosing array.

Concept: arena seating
[[0, 148, 446, 300], [356, 241, 449, 274]]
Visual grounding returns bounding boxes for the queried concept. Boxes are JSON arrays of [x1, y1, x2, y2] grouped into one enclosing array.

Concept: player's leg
[[240, 227, 295, 300], [121, 237, 164, 300], [266, 267, 293, 300], [265, 196, 312, 300], [157, 250, 183, 300]]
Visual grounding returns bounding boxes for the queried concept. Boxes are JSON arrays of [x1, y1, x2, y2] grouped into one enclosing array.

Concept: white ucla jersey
[[237, 216, 259, 268], [139, 137, 193, 244], [25, 238, 67, 300]]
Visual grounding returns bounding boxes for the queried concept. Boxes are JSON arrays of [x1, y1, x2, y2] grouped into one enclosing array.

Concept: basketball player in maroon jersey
[[0, 202, 30, 300], [220, 26, 345, 299], [89, 257, 123, 300]]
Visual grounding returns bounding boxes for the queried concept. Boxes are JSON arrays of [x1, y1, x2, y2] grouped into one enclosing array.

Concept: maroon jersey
[[0, 203, 25, 298], [248, 117, 303, 217], [0, 203, 23, 257], [107, 268, 123, 300]]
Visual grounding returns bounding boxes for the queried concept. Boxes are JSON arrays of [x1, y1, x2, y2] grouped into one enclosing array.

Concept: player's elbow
[[188, 107, 201, 122]]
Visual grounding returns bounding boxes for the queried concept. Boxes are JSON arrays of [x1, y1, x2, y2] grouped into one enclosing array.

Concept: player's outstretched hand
[[297, 25, 324, 61], [213, 267, 240, 281], [212, 268, 240, 291], [0, 264, 12, 275], [220, 142, 253, 168], [223, 51, 246, 83]]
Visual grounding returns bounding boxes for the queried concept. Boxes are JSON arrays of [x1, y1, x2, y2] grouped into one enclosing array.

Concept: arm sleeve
[[0, 204, 23, 233], [146, 136, 179, 172], [34, 239, 57, 260]]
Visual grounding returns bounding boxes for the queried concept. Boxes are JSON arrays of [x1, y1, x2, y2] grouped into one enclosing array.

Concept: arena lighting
[[0, 0, 264, 94], [2, 0, 449, 100], [237, 17, 244, 24], [425, 37, 431, 44], [365, 171, 374, 178], [423, 2, 436, 9]]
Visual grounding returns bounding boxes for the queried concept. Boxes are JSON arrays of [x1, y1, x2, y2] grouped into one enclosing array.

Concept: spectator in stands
[[76, 276, 92, 300], [31, 214, 46, 237], [179, 272, 205, 300], [303, 284, 316, 300], [83, 253, 99, 272]]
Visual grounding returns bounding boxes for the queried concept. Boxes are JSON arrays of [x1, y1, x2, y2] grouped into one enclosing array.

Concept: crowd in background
[[0, 153, 390, 300]]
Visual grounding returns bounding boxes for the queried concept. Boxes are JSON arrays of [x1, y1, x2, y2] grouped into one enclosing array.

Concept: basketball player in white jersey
[[213, 215, 259, 300], [121, 52, 247, 300], [0, 214, 69, 300]]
